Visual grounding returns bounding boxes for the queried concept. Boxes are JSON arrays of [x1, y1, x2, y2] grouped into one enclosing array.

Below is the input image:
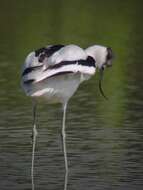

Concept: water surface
[[0, 0, 143, 189]]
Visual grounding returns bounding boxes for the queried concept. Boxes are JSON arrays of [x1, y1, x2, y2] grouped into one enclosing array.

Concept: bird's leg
[[31, 100, 38, 190], [62, 102, 68, 190]]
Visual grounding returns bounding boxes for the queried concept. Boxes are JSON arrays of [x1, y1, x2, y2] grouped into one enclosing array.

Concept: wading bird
[[21, 44, 113, 190]]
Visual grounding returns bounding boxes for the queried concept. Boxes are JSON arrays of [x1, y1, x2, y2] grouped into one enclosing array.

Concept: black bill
[[99, 69, 108, 100]]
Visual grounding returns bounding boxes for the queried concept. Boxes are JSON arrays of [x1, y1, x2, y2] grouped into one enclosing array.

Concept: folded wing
[[22, 44, 96, 84]]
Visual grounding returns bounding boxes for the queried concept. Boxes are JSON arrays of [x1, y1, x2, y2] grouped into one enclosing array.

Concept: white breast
[[24, 73, 82, 104]]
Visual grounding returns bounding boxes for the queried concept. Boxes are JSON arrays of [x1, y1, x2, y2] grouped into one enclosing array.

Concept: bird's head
[[85, 45, 114, 100], [85, 45, 113, 70]]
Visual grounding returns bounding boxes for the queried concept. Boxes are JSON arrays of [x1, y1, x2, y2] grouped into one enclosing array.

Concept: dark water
[[0, 0, 143, 189]]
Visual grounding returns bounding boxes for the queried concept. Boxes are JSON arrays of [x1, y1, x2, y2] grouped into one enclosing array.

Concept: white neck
[[85, 45, 107, 69]]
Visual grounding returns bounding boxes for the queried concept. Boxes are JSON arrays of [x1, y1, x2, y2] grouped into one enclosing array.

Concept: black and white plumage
[[22, 44, 96, 103], [85, 45, 113, 99], [85, 45, 113, 69], [21, 44, 113, 190]]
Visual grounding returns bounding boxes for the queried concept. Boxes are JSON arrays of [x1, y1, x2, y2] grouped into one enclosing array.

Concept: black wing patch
[[45, 56, 96, 70], [22, 56, 95, 84], [78, 56, 95, 67], [23, 79, 35, 84], [35, 44, 65, 63], [22, 65, 43, 76]]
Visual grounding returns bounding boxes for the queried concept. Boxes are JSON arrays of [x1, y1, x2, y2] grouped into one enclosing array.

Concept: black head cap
[[107, 47, 113, 61]]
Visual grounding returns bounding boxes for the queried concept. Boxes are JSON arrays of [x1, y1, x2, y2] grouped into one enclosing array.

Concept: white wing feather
[[22, 44, 95, 84]]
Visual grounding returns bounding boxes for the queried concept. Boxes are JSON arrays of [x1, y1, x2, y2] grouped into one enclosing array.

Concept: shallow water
[[0, 0, 143, 189]]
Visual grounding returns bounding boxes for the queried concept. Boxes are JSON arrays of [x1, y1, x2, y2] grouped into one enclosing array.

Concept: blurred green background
[[0, 0, 143, 190]]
